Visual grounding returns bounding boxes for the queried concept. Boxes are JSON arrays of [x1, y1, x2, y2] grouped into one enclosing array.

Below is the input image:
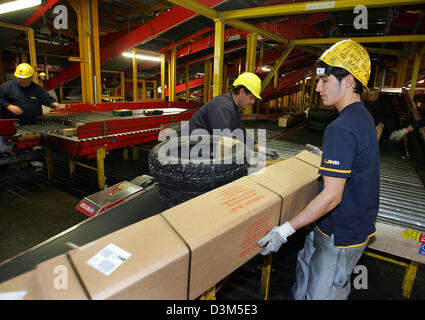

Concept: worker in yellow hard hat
[[39, 72, 46, 81], [258, 39, 380, 300], [180, 71, 277, 156], [0, 63, 60, 125]]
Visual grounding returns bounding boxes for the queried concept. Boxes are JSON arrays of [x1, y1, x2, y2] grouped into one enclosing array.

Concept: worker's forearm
[[289, 190, 341, 231]]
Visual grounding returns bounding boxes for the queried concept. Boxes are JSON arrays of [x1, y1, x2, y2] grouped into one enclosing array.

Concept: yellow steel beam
[[90, 0, 102, 103], [27, 27, 38, 85], [213, 19, 225, 98], [226, 19, 290, 45], [169, 46, 177, 102], [166, 0, 290, 45], [167, 0, 218, 19], [262, 44, 294, 91], [204, 59, 210, 103], [309, 75, 317, 108], [410, 50, 423, 99], [132, 48, 138, 101], [243, 33, 258, 115], [186, 64, 190, 102], [81, 0, 94, 103], [161, 53, 165, 100], [293, 35, 425, 45], [219, 0, 425, 20], [97, 147, 106, 190], [246, 33, 257, 73], [0, 22, 38, 84]]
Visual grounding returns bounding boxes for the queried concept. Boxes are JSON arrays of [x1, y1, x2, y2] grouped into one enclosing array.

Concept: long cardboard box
[[161, 178, 282, 299], [67, 214, 189, 300], [36, 254, 88, 300], [0, 254, 87, 300], [249, 150, 321, 222], [0, 270, 40, 300], [0, 150, 321, 300]]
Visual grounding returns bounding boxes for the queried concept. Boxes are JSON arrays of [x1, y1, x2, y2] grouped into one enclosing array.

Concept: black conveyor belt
[[0, 185, 163, 283]]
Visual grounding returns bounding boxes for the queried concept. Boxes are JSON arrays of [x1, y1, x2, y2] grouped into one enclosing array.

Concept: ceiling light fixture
[[0, 0, 41, 15], [122, 52, 161, 62]]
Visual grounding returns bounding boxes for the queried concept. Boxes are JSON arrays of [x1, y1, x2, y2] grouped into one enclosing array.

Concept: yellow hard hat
[[14, 63, 34, 79], [318, 39, 371, 88], [233, 72, 262, 100], [39, 72, 46, 77]]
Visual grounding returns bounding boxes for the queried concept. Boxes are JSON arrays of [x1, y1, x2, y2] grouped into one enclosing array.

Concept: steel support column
[[90, 0, 102, 103], [132, 48, 138, 101], [212, 19, 225, 98], [243, 33, 257, 115], [262, 45, 294, 91], [169, 47, 177, 102], [409, 45, 425, 100]]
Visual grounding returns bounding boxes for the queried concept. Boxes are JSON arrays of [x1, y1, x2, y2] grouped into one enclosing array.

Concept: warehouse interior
[[0, 0, 425, 301]]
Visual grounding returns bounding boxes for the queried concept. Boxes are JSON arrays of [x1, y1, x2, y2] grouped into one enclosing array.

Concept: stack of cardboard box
[[0, 150, 321, 300]]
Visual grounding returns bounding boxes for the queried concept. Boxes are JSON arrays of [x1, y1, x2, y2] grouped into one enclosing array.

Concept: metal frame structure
[[0, 21, 38, 84]]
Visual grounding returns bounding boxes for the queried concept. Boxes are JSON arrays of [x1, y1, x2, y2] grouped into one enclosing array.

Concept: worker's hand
[[258, 222, 295, 255], [257, 145, 279, 159], [51, 102, 60, 109], [306, 144, 323, 156], [7, 104, 23, 115], [389, 128, 408, 142]]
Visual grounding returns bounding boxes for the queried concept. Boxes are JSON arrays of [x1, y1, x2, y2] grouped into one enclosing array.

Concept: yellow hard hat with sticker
[[14, 63, 34, 79], [318, 39, 371, 88], [233, 72, 262, 100]]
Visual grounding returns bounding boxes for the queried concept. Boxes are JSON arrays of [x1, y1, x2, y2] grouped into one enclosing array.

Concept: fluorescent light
[[122, 52, 161, 62], [0, 0, 41, 15], [418, 79, 424, 84]]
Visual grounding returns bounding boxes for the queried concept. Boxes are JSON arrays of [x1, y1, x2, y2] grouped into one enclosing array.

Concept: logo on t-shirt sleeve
[[324, 159, 340, 166]]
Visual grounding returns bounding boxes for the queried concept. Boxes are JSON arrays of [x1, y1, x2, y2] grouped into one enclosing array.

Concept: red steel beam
[[44, 0, 226, 91], [22, 0, 60, 26]]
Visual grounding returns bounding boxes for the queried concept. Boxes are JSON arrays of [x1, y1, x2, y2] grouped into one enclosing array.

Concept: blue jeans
[[290, 227, 367, 300]]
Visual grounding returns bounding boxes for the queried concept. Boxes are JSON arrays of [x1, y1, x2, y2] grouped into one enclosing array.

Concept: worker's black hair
[[315, 60, 364, 94], [232, 85, 252, 96]]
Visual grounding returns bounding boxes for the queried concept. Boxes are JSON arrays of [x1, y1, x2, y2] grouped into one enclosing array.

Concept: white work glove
[[306, 144, 322, 156], [389, 128, 408, 142], [258, 222, 295, 255], [258, 145, 279, 159]]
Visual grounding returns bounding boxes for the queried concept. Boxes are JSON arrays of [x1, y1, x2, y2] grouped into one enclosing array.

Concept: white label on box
[[87, 243, 131, 276], [306, 1, 335, 10], [0, 291, 27, 300]]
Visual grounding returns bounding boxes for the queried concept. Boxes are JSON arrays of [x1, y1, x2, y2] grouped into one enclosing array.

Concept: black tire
[[306, 119, 328, 132], [158, 186, 203, 209], [307, 108, 338, 122], [148, 135, 249, 192]]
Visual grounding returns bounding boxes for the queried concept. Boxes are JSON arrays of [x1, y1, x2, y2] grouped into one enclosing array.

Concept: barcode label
[[86, 243, 131, 276]]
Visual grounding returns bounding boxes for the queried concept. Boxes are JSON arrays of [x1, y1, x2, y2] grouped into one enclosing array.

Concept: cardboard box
[[278, 114, 305, 128], [0, 270, 40, 300], [249, 150, 321, 222], [161, 178, 282, 299], [67, 214, 189, 300], [35, 254, 88, 300], [0, 255, 87, 300]]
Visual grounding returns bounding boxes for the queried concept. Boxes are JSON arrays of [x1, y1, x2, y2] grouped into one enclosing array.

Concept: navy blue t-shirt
[[183, 92, 256, 148], [0, 80, 57, 125], [316, 102, 380, 248]]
